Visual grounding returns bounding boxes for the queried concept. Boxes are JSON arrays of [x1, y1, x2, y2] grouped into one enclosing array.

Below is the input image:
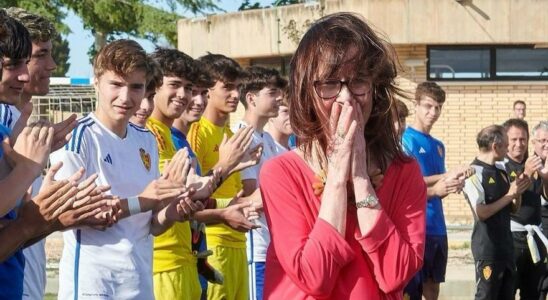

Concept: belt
[[511, 220, 548, 263]]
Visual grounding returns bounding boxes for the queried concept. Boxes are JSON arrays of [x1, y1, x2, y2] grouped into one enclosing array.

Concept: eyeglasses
[[313, 78, 372, 99]]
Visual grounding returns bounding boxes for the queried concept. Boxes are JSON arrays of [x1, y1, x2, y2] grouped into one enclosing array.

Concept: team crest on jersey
[[139, 148, 151, 171], [437, 145, 443, 157], [482, 265, 492, 280], [488, 177, 496, 184]]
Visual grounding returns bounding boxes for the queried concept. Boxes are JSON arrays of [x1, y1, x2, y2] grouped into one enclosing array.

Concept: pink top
[[259, 151, 427, 300]]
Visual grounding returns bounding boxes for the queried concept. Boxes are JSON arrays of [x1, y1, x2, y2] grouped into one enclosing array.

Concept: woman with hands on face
[[258, 12, 427, 299]]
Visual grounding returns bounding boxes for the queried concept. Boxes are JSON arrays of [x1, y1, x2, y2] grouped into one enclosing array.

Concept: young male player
[[265, 90, 292, 151], [402, 82, 468, 300], [50, 40, 203, 300], [147, 47, 217, 300], [463, 125, 529, 300], [130, 58, 162, 128], [233, 66, 287, 300], [188, 53, 262, 300]]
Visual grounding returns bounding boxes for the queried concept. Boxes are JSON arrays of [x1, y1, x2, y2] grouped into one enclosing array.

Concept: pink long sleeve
[[260, 158, 355, 297], [355, 159, 427, 293], [260, 152, 427, 299]]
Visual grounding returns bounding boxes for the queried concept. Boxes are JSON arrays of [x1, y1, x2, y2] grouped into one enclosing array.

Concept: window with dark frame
[[427, 45, 548, 81]]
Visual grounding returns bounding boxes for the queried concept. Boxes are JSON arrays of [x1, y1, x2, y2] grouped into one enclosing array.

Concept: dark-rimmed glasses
[[313, 78, 372, 99]]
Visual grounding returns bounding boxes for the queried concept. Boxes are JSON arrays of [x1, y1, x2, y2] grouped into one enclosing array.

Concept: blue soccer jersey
[[402, 126, 447, 236], [0, 124, 25, 299], [171, 127, 201, 176]]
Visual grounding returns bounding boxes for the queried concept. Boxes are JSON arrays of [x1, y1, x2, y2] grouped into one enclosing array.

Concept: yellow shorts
[[153, 265, 201, 300], [207, 245, 248, 300]]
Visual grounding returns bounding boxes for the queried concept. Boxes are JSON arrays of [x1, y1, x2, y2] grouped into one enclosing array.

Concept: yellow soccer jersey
[[146, 117, 195, 273], [188, 117, 245, 247]]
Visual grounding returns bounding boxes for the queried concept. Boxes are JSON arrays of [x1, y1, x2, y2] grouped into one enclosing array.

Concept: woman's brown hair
[[289, 12, 407, 171]]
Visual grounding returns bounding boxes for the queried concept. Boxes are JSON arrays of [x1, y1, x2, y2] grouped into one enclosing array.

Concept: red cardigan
[[259, 151, 426, 299]]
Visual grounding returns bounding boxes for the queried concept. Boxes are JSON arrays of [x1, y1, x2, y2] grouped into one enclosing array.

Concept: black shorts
[[474, 260, 515, 300], [421, 235, 448, 283]]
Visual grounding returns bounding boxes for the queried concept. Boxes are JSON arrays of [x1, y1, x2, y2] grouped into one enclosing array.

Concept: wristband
[[128, 196, 141, 215]]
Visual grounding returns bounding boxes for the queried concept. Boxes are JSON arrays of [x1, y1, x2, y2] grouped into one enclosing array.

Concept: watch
[[355, 194, 379, 209]]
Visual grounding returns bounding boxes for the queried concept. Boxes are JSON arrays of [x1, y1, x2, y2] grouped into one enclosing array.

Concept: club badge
[[140, 148, 151, 171], [482, 265, 492, 281], [437, 145, 443, 158]]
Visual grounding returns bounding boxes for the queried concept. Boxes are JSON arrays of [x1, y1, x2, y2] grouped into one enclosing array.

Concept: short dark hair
[[146, 58, 163, 95], [151, 47, 197, 82], [240, 66, 288, 108], [416, 81, 445, 104], [192, 60, 215, 89], [197, 53, 245, 83], [502, 118, 529, 139], [6, 7, 57, 43], [477, 125, 506, 151], [0, 9, 32, 60], [513, 100, 526, 108]]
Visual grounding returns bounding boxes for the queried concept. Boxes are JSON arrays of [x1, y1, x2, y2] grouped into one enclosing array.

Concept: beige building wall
[[183, 1, 548, 225], [178, 0, 548, 59]]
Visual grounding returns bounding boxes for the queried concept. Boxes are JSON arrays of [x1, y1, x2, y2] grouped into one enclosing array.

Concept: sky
[[65, 0, 272, 78]]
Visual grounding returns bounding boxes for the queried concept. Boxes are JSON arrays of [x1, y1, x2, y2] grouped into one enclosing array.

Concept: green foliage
[[239, 0, 263, 11], [238, 0, 302, 10], [51, 33, 70, 77], [0, 0, 71, 76], [272, 0, 301, 6], [136, 3, 180, 45]]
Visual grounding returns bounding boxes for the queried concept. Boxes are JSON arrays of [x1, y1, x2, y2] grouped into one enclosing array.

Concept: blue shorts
[[421, 235, 448, 283]]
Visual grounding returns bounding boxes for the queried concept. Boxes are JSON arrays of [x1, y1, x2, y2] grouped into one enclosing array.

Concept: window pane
[[496, 48, 548, 78], [429, 49, 491, 79]]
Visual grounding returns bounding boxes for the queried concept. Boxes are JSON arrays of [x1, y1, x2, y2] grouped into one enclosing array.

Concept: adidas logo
[[419, 147, 426, 154], [488, 177, 495, 184], [104, 154, 113, 164]]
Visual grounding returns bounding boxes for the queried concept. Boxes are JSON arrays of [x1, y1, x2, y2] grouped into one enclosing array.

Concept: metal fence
[[30, 85, 96, 123]]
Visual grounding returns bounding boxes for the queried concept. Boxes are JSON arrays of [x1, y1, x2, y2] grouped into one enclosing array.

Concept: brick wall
[[395, 45, 548, 224]]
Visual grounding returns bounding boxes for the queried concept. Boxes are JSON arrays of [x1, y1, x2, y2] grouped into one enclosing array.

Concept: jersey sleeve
[[401, 133, 414, 156], [463, 170, 485, 218]]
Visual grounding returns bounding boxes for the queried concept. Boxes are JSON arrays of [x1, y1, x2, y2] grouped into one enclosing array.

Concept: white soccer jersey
[[50, 113, 160, 300], [22, 176, 46, 300], [232, 121, 286, 262]]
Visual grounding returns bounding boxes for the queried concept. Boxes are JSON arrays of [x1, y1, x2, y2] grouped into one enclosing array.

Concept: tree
[[51, 33, 71, 77], [60, 0, 220, 60], [0, 0, 71, 76], [238, 0, 302, 11]]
